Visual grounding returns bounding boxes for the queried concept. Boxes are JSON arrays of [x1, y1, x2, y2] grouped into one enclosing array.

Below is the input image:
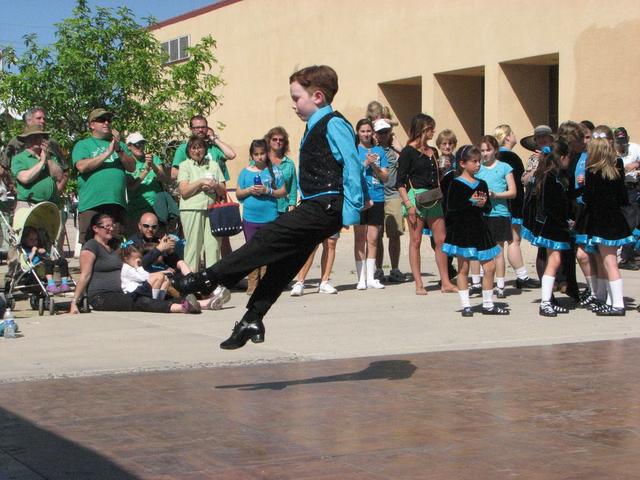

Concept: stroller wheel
[[38, 298, 45, 316], [49, 299, 55, 316], [30, 294, 39, 311]]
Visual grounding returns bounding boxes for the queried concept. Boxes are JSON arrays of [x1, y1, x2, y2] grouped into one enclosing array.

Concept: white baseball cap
[[373, 119, 392, 132], [126, 132, 146, 144]]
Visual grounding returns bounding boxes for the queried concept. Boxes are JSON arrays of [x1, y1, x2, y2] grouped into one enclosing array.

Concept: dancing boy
[[191, 65, 366, 349]]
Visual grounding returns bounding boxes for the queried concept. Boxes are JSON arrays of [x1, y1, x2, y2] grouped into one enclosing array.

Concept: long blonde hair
[[587, 125, 619, 181], [494, 124, 512, 146]]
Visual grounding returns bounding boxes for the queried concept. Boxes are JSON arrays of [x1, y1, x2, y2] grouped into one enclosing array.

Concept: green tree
[[0, 0, 223, 155]]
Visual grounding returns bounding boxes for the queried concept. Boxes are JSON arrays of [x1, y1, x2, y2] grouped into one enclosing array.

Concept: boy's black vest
[[299, 111, 351, 197]]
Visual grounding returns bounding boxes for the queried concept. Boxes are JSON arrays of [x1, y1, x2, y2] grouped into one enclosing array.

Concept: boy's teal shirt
[[299, 105, 365, 225]]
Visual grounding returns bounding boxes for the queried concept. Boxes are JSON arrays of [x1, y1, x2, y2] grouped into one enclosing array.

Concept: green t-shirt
[[72, 136, 128, 212], [126, 155, 164, 219], [177, 158, 225, 210], [10, 150, 60, 204], [172, 142, 229, 181]]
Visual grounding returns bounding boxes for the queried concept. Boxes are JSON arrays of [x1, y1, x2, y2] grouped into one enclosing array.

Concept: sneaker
[[461, 307, 473, 317], [58, 283, 71, 293], [318, 281, 338, 294], [388, 269, 405, 283], [515, 277, 540, 289], [482, 305, 509, 315], [496, 288, 506, 299], [181, 294, 202, 314], [618, 261, 640, 271], [539, 302, 557, 317], [367, 279, 385, 289], [373, 269, 385, 281], [356, 281, 367, 290], [290, 281, 304, 297], [469, 284, 482, 297], [47, 284, 58, 294], [207, 286, 231, 310]]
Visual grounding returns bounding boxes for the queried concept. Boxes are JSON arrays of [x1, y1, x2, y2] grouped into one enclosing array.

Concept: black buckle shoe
[[482, 305, 509, 315], [461, 307, 473, 317], [515, 277, 540, 289], [220, 318, 265, 350]]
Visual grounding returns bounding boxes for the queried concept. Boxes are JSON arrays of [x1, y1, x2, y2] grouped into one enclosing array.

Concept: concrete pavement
[[2, 230, 639, 383]]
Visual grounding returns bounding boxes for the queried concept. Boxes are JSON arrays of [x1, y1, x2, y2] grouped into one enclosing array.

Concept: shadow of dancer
[[216, 359, 417, 391]]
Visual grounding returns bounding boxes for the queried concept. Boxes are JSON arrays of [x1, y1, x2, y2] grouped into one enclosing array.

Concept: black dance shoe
[[515, 277, 540, 289], [461, 307, 473, 317], [482, 305, 509, 315], [539, 303, 557, 317], [596, 305, 626, 317], [220, 318, 265, 350], [173, 271, 217, 296]]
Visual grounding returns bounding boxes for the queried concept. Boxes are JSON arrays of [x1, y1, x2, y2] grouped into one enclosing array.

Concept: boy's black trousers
[[205, 194, 344, 318]]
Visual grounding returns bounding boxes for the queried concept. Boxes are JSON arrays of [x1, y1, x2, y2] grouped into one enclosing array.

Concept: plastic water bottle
[[3, 308, 15, 339]]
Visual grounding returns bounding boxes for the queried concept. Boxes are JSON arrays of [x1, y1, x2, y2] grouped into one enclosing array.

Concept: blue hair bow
[[120, 239, 134, 249], [541, 146, 552, 154]]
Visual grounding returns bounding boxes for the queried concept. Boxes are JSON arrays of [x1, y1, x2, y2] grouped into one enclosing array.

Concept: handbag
[[408, 156, 442, 208], [207, 195, 243, 237]]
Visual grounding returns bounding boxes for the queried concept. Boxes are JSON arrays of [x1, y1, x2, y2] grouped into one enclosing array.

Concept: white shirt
[[620, 142, 640, 184], [121, 263, 149, 293]]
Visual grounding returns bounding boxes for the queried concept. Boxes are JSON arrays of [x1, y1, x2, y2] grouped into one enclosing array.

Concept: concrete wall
[[152, 0, 640, 185]]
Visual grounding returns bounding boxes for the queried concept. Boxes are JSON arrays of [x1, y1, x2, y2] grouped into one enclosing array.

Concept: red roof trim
[[149, 0, 242, 30]]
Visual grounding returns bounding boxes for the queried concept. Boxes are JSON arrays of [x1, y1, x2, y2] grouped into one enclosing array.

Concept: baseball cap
[[88, 108, 114, 122], [373, 119, 392, 132], [126, 132, 146, 145], [614, 127, 629, 144]]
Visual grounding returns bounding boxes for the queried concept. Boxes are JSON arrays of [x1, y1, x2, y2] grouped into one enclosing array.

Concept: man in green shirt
[[71, 108, 136, 243], [124, 132, 172, 235], [11, 125, 64, 208], [170, 114, 236, 182]]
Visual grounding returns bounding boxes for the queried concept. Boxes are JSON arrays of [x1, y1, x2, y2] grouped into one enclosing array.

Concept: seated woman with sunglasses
[[69, 213, 216, 314]]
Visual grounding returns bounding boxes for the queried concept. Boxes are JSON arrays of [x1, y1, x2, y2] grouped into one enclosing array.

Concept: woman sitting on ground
[[69, 213, 216, 314]]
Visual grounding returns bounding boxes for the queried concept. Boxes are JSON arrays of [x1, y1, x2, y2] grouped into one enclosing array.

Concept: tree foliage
[[0, 0, 223, 154]]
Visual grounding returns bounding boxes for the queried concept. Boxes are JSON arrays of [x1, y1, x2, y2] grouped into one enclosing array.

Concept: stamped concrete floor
[[2, 339, 640, 479]]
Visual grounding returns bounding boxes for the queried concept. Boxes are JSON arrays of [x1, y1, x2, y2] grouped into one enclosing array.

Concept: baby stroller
[[1, 201, 77, 315]]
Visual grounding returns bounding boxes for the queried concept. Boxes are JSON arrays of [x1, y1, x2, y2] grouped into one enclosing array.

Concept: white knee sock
[[482, 290, 494, 309], [585, 276, 595, 293], [366, 258, 377, 284], [496, 277, 505, 289], [595, 277, 607, 301], [152, 288, 160, 299], [609, 279, 624, 309], [356, 260, 366, 286], [471, 275, 481, 286], [458, 289, 471, 308], [515, 266, 528, 280], [541, 275, 555, 303]]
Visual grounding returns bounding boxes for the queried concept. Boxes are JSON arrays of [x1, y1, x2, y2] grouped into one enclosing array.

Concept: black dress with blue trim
[[575, 159, 634, 250], [443, 176, 500, 261], [521, 173, 571, 250], [498, 149, 525, 225]]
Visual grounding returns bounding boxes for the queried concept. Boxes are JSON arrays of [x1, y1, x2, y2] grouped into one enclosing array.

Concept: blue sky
[[0, 0, 217, 54]]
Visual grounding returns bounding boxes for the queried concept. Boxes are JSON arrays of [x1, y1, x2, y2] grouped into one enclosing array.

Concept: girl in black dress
[[443, 146, 507, 317], [575, 127, 634, 316], [524, 141, 573, 317]]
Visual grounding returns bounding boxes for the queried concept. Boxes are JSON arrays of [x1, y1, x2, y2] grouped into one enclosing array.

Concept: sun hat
[[520, 125, 554, 152]]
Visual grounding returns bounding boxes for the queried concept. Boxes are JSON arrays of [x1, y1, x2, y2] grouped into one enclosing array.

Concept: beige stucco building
[[152, 0, 640, 184]]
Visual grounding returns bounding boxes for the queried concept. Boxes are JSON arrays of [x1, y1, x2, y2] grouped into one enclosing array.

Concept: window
[[161, 35, 190, 64]]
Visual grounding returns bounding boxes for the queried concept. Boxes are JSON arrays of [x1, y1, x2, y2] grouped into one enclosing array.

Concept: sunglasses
[[132, 142, 146, 149], [271, 137, 285, 142], [93, 117, 112, 123], [142, 223, 158, 229], [96, 224, 114, 230]]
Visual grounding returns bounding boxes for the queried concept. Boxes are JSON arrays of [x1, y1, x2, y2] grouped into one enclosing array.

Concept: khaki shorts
[[383, 197, 405, 238]]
